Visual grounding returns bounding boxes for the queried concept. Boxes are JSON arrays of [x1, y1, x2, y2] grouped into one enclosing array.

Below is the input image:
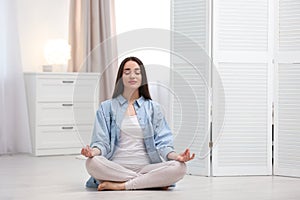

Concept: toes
[[97, 183, 106, 191]]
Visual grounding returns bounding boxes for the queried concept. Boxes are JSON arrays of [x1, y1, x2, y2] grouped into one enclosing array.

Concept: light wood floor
[[1, 154, 300, 200]]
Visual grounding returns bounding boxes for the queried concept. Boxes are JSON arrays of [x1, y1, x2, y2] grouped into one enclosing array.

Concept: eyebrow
[[124, 68, 140, 71]]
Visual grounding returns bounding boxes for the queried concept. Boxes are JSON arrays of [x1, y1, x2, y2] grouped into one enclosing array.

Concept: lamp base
[[42, 64, 68, 72], [42, 65, 52, 72]]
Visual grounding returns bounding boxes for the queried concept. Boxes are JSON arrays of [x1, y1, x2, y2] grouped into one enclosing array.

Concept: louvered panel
[[217, 0, 268, 51], [279, 0, 300, 51], [275, 63, 300, 177], [172, 61, 210, 174], [172, 0, 208, 51], [171, 0, 211, 176], [171, 60, 210, 176], [212, 0, 272, 176], [212, 62, 272, 176]]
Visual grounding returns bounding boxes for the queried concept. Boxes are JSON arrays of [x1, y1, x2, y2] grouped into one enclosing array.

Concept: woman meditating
[[81, 56, 195, 191]]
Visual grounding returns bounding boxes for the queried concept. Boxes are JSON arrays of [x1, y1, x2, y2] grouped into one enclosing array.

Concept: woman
[[81, 56, 195, 191]]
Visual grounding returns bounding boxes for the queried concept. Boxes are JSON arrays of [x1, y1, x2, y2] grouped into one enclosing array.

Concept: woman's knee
[[169, 161, 187, 179], [176, 161, 187, 178], [85, 156, 106, 175]]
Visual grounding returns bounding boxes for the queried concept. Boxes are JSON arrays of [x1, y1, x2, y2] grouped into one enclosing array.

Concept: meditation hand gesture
[[167, 148, 195, 162], [175, 148, 195, 162], [81, 145, 100, 158]]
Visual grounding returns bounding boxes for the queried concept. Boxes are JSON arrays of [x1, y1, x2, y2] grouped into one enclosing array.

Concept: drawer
[[37, 102, 97, 125], [36, 125, 93, 149], [36, 77, 99, 102]]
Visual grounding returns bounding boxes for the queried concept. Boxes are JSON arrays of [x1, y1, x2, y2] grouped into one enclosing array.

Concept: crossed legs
[[85, 156, 187, 190]]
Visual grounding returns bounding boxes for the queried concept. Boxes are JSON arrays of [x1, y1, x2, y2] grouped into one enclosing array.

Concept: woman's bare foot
[[97, 181, 126, 191]]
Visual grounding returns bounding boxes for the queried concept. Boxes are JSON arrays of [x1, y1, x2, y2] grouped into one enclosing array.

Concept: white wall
[[115, 0, 170, 66], [16, 0, 69, 71], [115, 0, 170, 32], [115, 0, 171, 120]]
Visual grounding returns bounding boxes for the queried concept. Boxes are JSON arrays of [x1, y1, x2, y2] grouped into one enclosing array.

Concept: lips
[[129, 81, 137, 84]]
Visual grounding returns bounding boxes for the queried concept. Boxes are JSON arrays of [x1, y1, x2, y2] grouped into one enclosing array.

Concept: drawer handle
[[62, 103, 73, 107], [62, 80, 74, 84], [62, 127, 74, 130]]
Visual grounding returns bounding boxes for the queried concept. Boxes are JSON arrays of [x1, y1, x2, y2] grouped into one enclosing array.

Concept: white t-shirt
[[111, 114, 151, 171]]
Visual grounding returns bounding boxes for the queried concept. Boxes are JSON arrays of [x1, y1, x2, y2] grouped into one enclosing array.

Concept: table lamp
[[43, 39, 71, 72]]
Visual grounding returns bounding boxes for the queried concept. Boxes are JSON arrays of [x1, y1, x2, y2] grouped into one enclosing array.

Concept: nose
[[129, 72, 136, 78]]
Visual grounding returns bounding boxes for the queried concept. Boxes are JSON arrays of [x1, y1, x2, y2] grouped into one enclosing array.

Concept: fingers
[[81, 148, 88, 157], [181, 149, 190, 158], [180, 148, 189, 156], [185, 148, 190, 154], [81, 145, 93, 157], [178, 148, 196, 162], [190, 153, 195, 160]]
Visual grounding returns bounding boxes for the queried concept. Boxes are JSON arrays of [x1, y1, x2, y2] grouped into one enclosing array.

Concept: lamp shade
[[44, 39, 71, 65]]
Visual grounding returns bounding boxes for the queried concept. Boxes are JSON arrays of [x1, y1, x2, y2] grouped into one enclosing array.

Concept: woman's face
[[122, 60, 142, 91]]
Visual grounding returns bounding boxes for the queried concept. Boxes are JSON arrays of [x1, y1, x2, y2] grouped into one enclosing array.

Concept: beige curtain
[[69, 0, 118, 101]]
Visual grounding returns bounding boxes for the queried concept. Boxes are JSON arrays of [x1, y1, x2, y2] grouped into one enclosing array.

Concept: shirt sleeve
[[90, 104, 111, 157], [152, 102, 175, 161]]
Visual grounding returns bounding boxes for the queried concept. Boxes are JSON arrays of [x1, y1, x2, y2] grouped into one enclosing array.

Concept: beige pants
[[86, 156, 187, 190]]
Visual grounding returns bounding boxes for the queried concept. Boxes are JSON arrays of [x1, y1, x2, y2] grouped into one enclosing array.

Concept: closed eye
[[123, 68, 141, 75]]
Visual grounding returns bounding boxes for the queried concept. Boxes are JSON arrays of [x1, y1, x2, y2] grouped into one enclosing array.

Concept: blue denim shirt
[[90, 95, 175, 163]]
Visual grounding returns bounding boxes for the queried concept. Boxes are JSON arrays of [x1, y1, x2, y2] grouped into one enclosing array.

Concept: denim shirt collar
[[116, 94, 146, 108]]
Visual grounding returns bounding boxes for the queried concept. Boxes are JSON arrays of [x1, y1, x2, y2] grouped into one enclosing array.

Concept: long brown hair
[[112, 57, 152, 100]]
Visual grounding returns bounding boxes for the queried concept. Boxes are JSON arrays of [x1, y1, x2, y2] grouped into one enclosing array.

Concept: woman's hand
[[167, 148, 195, 162], [81, 145, 100, 158], [176, 148, 195, 162]]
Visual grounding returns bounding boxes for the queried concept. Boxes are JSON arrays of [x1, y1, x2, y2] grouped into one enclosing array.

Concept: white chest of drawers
[[24, 72, 100, 156]]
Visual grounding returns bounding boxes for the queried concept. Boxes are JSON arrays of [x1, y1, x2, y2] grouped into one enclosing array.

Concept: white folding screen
[[212, 0, 273, 175], [171, 0, 300, 177], [171, 0, 211, 176], [274, 0, 300, 177]]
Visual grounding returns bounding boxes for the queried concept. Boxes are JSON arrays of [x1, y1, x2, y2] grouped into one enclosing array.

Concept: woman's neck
[[123, 89, 140, 104]]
